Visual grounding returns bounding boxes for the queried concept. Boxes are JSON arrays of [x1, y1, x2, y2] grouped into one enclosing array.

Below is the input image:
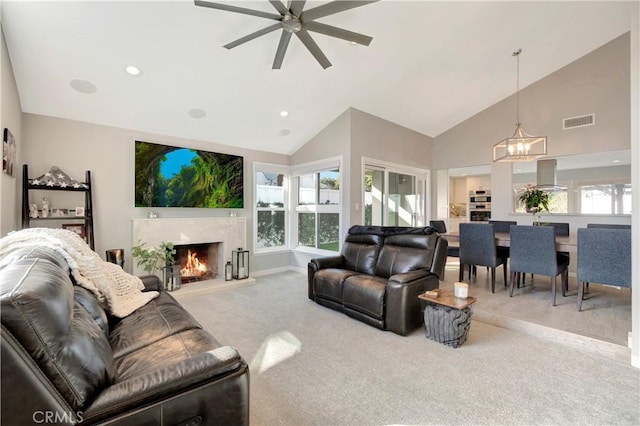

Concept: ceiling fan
[[194, 0, 378, 69]]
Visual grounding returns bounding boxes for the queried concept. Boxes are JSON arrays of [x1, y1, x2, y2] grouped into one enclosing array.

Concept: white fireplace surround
[[132, 217, 247, 280]]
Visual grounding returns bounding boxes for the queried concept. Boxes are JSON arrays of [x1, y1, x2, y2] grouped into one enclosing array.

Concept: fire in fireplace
[[175, 243, 218, 284]]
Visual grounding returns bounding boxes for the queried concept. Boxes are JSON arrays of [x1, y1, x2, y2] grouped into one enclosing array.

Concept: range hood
[[536, 159, 566, 190]]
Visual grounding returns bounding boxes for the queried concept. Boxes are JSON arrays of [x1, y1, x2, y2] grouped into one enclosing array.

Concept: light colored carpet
[[174, 271, 640, 426]]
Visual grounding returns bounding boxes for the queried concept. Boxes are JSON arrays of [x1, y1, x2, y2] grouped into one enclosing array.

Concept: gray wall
[[434, 32, 630, 169], [350, 108, 433, 226], [289, 107, 435, 270], [433, 32, 631, 225], [1, 26, 22, 236], [19, 113, 290, 275]]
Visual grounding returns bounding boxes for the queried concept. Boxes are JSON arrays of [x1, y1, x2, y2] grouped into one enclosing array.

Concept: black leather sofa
[[308, 226, 448, 336], [1, 246, 249, 425]]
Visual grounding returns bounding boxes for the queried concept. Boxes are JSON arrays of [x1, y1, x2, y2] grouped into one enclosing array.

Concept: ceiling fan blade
[[295, 29, 331, 69], [268, 0, 288, 16], [194, 0, 282, 20], [301, 0, 379, 21], [289, 0, 306, 17], [223, 23, 282, 49], [272, 30, 293, 69], [303, 21, 373, 46]]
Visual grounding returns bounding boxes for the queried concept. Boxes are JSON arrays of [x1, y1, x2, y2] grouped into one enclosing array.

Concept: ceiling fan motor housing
[[282, 15, 302, 33]]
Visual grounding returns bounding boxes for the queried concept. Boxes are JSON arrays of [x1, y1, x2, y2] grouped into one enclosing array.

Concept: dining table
[[442, 231, 577, 253]]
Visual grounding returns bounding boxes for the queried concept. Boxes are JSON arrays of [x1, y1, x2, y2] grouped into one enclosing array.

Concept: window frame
[[291, 157, 343, 256], [361, 157, 430, 227], [253, 162, 290, 254]]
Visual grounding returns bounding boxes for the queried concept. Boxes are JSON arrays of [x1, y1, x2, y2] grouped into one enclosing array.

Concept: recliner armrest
[[138, 274, 162, 292], [308, 255, 345, 300], [386, 272, 439, 335], [84, 346, 245, 421], [388, 269, 430, 284], [309, 255, 345, 270]]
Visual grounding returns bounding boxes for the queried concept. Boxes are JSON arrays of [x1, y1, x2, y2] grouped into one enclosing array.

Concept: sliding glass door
[[364, 162, 427, 227]]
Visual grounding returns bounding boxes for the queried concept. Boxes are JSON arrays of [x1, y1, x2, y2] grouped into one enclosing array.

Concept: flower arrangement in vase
[[518, 184, 550, 222]]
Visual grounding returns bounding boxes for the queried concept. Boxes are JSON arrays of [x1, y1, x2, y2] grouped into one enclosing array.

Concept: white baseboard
[[250, 266, 299, 277]]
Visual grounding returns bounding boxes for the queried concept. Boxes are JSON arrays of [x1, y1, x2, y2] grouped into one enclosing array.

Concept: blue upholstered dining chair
[[459, 223, 508, 293], [587, 223, 631, 229], [488, 220, 517, 234], [577, 227, 631, 311], [508, 225, 569, 306], [525, 222, 570, 287], [535, 221, 570, 236]]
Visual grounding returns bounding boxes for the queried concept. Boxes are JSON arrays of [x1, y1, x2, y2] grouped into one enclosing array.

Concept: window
[[363, 160, 428, 227], [580, 183, 631, 214], [295, 166, 341, 253], [255, 165, 287, 252], [513, 184, 568, 214]]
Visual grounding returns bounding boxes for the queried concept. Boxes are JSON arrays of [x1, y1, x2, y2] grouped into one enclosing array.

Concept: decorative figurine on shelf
[[29, 203, 39, 218], [41, 198, 50, 218]]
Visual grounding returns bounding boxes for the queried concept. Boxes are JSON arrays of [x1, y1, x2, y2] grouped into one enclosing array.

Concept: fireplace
[[132, 217, 251, 288], [175, 243, 218, 284]]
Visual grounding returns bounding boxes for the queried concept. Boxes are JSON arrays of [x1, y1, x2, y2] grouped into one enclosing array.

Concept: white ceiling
[[1, 1, 633, 155]]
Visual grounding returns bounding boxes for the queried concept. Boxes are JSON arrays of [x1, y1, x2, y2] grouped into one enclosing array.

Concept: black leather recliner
[[1, 246, 249, 425], [308, 226, 448, 336]]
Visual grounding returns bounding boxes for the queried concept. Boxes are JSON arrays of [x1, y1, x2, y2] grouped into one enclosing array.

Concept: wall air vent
[[563, 114, 595, 130]]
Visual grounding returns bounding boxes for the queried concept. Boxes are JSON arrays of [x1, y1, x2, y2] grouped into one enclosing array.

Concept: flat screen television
[[135, 140, 243, 208]]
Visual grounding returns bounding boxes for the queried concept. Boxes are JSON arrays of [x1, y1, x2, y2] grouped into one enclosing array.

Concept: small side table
[[418, 289, 477, 348]]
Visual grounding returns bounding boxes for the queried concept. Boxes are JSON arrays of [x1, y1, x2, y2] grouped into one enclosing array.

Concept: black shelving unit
[[21, 164, 95, 250]]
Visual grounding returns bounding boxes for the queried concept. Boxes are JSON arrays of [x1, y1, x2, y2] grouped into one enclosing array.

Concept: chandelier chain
[[513, 48, 522, 126]]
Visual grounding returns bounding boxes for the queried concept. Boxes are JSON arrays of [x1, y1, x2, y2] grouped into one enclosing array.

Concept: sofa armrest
[[84, 346, 246, 420], [309, 255, 345, 270], [138, 274, 162, 292], [388, 269, 430, 284], [308, 255, 345, 300], [386, 271, 439, 335]]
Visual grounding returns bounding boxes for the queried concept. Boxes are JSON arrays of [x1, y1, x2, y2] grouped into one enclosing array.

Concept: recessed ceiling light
[[280, 110, 289, 117], [279, 129, 291, 136], [612, 159, 621, 163], [69, 79, 97, 94], [125, 66, 142, 76], [188, 108, 207, 119]]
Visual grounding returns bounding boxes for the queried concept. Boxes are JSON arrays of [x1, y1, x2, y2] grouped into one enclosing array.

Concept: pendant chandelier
[[493, 49, 547, 162]]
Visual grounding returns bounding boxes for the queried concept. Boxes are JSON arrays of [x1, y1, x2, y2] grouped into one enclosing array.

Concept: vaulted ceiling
[[1, 1, 632, 155]]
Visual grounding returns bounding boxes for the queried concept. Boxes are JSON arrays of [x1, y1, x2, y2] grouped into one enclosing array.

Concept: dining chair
[[488, 220, 517, 234], [459, 223, 508, 293], [534, 221, 570, 236], [430, 220, 474, 279], [528, 222, 570, 287], [508, 225, 569, 306], [586, 223, 631, 229], [577, 228, 631, 311], [488, 220, 521, 286]]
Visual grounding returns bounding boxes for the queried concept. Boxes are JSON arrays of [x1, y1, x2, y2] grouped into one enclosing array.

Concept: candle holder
[[225, 260, 233, 281], [232, 248, 249, 280]]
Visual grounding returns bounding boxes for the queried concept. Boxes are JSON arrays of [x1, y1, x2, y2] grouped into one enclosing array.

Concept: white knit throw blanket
[[0, 228, 158, 318]]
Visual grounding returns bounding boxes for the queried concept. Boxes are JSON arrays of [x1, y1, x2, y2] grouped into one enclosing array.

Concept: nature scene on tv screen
[[135, 141, 243, 208]]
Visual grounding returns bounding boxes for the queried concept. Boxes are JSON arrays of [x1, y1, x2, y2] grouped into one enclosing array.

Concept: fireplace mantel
[[132, 217, 247, 280]]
